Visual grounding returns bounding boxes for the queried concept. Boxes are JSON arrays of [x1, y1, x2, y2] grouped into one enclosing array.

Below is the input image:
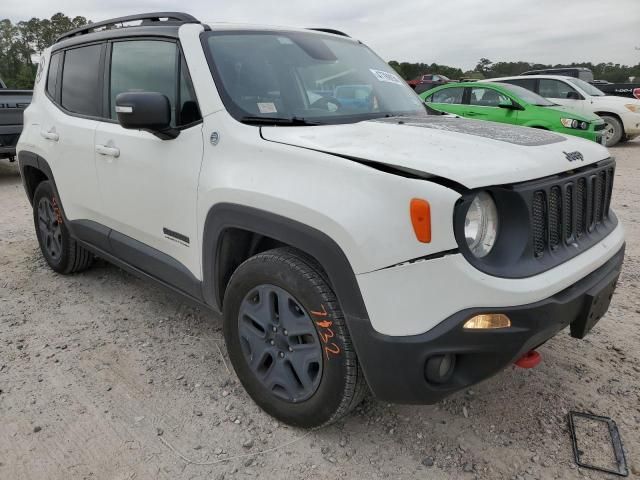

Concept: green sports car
[[420, 82, 605, 143]]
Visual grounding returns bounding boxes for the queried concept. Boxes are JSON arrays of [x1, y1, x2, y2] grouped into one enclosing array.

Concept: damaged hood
[[261, 116, 610, 189]]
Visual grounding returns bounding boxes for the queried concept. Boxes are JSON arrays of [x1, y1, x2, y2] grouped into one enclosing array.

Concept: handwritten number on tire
[[311, 304, 341, 359]]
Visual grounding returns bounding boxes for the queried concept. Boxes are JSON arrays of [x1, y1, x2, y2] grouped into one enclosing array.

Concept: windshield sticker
[[370, 69, 403, 86], [257, 102, 278, 114]]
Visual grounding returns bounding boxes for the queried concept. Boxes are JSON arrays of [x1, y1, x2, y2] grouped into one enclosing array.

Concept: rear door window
[[539, 79, 578, 99], [60, 44, 103, 116]]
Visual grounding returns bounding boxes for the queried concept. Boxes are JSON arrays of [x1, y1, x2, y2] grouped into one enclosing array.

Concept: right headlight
[[560, 118, 586, 129], [464, 192, 499, 258]]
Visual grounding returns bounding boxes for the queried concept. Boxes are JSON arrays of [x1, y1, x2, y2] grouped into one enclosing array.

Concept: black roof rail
[[56, 12, 200, 43], [307, 28, 350, 37]]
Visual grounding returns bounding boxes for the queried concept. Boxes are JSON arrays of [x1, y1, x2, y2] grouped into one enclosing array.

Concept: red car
[[408, 74, 452, 94]]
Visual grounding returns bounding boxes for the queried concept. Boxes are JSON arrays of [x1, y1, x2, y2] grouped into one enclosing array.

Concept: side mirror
[[115, 92, 179, 140], [566, 91, 581, 100]]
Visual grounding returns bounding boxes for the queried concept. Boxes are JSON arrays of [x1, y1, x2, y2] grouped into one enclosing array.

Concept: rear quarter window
[[46, 52, 62, 99]]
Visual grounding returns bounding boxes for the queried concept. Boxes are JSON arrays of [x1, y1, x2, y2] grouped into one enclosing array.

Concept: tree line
[[0, 13, 87, 89], [390, 57, 640, 83], [1, 13, 639, 88]]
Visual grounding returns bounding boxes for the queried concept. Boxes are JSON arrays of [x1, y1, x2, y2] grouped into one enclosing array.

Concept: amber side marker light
[[410, 198, 431, 243], [463, 314, 511, 330]]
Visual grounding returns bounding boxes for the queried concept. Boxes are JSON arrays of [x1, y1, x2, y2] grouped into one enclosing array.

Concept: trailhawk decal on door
[[163, 228, 190, 247]]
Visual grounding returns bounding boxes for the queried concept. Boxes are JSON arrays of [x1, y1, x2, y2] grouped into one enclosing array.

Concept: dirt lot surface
[[1, 141, 639, 480]]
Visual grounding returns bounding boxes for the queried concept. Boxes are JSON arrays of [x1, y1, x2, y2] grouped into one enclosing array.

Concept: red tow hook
[[515, 350, 542, 369]]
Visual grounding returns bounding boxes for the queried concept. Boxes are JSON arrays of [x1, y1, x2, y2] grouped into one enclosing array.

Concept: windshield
[[566, 77, 605, 96], [203, 31, 426, 125], [498, 83, 555, 106]]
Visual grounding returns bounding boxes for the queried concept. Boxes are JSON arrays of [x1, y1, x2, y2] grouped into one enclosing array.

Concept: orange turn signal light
[[410, 199, 431, 243]]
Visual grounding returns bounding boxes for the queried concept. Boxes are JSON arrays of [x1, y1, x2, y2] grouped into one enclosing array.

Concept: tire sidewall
[[601, 115, 623, 147], [33, 181, 71, 273], [223, 254, 351, 428]]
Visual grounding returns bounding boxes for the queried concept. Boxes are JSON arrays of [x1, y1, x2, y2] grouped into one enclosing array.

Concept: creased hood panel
[[261, 116, 610, 189]]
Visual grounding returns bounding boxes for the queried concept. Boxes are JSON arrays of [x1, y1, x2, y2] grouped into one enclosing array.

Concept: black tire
[[33, 181, 93, 274], [600, 115, 623, 147], [223, 247, 367, 428]]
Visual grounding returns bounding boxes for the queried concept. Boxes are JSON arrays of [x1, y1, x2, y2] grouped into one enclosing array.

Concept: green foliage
[[388, 60, 464, 81], [0, 13, 88, 89], [390, 58, 640, 84]]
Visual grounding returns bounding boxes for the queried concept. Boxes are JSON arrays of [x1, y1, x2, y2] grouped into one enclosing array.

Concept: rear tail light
[[634, 88, 640, 100]]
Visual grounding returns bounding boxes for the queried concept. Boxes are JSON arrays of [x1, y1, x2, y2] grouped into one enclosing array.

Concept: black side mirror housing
[[115, 92, 179, 140], [566, 91, 581, 100], [499, 100, 524, 111]]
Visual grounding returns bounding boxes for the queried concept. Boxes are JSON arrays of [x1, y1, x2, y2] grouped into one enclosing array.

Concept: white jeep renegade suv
[[17, 12, 625, 428]]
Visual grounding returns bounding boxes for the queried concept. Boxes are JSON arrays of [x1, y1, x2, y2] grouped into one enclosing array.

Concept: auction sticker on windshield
[[370, 69, 403, 86], [257, 102, 278, 114]]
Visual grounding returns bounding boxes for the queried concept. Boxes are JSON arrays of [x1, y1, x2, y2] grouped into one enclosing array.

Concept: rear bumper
[[0, 125, 21, 158], [350, 245, 624, 404], [0, 146, 17, 158]]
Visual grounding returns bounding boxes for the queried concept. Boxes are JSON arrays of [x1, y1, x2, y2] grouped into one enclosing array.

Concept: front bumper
[[560, 127, 598, 143], [350, 245, 624, 404], [621, 111, 640, 136]]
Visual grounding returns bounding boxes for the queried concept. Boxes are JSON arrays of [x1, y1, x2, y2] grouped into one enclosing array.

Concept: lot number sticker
[[257, 102, 278, 114], [370, 69, 403, 86]]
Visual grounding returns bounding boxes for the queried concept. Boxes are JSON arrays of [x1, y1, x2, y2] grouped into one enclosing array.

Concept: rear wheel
[[223, 248, 367, 428], [600, 115, 623, 147], [33, 181, 93, 274]]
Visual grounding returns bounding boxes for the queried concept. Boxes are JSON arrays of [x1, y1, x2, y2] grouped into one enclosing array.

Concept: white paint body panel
[[94, 122, 204, 276], [196, 111, 461, 275], [358, 223, 625, 336], [260, 118, 610, 189]]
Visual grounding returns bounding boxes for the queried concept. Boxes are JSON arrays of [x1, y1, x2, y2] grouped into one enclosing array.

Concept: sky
[[5, 0, 640, 70]]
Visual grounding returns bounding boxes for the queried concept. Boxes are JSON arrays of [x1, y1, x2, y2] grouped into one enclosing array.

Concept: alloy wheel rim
[[604, 123, 616, 143], [37, 197, 62, 260], [237, 284, 323, 403]]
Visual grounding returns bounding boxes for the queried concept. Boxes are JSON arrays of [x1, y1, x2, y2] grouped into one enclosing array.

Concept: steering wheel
[[310, 96, 342, 112]]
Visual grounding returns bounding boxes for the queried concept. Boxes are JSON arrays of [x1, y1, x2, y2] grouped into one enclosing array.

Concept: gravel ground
[[1, 141, 639, 480]]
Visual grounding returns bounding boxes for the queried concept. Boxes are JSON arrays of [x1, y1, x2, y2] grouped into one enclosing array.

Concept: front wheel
[[33, 181, 93, 274], [600, 115, 623, 147], [223, 248, 367, 428]]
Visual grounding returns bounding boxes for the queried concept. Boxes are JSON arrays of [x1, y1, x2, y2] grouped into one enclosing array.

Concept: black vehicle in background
[[0, 80, 32, 162], [521, 67, 640, 100]]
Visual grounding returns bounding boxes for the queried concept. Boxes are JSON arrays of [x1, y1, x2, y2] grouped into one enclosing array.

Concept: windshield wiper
[[240, 116, 321, 126]]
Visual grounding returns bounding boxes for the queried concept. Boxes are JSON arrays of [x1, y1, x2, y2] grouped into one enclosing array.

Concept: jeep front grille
[[531, 163, 615, 258]]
